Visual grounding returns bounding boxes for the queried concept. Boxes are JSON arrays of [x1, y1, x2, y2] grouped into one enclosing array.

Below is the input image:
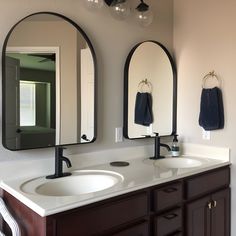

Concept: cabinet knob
[[207, 200, 217, 209], [213, 200, 217, 208], [207, 201, 212, 209]]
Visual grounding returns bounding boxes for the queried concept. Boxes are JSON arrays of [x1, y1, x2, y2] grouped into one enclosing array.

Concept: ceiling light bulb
[[135, 0, 154, 27], [84, 0, 104, 10], [110, 1, 131, 21]]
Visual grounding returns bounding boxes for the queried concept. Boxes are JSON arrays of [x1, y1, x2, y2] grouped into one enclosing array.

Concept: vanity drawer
[[153, 182, 183, 211], [112, 221, 149, 236], [154, 208, 182, 236], [186, 167, 230, 199], [55, 192, 148, 236]]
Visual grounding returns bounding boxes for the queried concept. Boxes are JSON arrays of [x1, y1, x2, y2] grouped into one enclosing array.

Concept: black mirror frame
[[2, 12, 97, 151], [123, 40, 177, 139]]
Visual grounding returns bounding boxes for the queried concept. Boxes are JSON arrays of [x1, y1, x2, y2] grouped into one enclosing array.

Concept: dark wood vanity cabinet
[[154, 208, 182, 236], [152, 182, 183, 236], [0, 166, 230, 236], [111, 222, 149, 236], [186, 189, 230, 236], [186, 167, 230, 236], [52, 191, 149, 236]]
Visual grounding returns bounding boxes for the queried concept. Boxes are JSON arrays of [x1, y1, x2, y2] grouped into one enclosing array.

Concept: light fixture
[[84, 0, 154, 26], [135, 0, 153, 27], [110, 1, 131, 20], [84, 0, 104, 10]]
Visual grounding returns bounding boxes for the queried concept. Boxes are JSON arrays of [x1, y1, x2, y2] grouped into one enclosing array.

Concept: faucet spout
[[160, 143, 171, 152], [61, 156, 72, 168], [46, 146, 72, 179]]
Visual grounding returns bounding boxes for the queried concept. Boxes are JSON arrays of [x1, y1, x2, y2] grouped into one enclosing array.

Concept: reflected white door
[[81, 48, 94, 142], [5, 57, 20, 149]]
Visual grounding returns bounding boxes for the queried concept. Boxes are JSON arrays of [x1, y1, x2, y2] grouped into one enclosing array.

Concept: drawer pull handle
[[163, 187, 178, 193], [163, 213, 178, 220]]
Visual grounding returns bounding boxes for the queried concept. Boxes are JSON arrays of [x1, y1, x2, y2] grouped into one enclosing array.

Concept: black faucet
[[150, 133, 171, 160], [81, 134, 90, 142], [46, 146, 72, 179]]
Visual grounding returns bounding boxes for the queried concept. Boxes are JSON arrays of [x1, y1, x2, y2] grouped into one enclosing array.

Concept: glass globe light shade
[[135, 0, 154, 27], [135, 9, 153, 27], [110, 1, 131, 21], [84, 0, 104, 10]]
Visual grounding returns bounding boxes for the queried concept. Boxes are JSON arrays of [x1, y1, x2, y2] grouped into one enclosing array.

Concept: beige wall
[[0, 0, 173, 158], [174, 0, 236, 233]]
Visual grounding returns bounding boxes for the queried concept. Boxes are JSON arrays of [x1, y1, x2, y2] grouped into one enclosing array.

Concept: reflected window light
[[20, 81, 36, 126]]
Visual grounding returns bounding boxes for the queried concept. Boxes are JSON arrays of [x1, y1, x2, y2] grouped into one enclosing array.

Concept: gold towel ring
[[138, 79, 152, 93], [202, 71, 221, 88]]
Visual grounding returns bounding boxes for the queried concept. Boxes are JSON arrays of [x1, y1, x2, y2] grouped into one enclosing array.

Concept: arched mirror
[[2, 12, 97, 150], [124, 41, 176, 139]]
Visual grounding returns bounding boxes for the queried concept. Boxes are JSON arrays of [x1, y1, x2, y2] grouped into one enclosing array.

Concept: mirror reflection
[[3, 13, 96, 150], [124, 41, 176, 139]]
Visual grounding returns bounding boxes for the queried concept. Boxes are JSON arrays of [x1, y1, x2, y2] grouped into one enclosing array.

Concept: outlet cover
[[202, 129, 211, 140], [115, 127, 123, 143]]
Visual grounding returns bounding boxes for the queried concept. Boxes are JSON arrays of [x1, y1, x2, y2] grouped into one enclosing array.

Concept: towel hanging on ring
[[134, 79, 153, 126], [198, 71, 224, 130]]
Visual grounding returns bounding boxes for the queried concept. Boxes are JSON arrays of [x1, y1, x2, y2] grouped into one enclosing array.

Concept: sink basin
[[155, 158, 202, 169], [21, 170, 124, 197]]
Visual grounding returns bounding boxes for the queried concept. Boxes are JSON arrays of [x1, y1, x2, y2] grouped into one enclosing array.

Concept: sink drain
[[110, 161, 130, 167]]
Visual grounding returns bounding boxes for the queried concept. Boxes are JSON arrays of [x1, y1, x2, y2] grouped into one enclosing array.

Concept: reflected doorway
[[6, 47, 60, 149]]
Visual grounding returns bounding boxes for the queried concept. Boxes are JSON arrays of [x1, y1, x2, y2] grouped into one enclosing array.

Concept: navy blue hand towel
[[199, 87, 224, 130], [216, 88, 224, 129], [134, 92, 153, 126]]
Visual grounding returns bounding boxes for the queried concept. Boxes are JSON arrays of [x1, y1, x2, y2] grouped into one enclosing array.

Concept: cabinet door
[[186, 196, 211, 236], [211, 188, 230, 236]]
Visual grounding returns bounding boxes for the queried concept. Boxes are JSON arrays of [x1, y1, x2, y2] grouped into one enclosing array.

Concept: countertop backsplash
[[0, 143, 230, 182]]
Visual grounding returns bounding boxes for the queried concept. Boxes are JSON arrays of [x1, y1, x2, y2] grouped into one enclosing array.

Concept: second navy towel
[[199, 87, 224, 130]]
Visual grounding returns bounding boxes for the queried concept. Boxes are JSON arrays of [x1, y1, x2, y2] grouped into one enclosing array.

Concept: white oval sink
[[21, 170, 124, 197], [155, 158, 202, 169]]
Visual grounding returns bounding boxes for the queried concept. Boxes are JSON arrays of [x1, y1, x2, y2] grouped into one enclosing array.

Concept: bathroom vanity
[[0, 156, 230, 236]]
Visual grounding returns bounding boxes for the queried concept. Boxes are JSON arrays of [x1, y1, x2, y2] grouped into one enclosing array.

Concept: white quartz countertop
[[0, 155, 230, 217]]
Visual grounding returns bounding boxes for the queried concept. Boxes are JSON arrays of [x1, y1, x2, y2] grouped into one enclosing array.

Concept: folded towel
[[134, 92, 153, 126], [0, 198, 21, 236], [199, 87, 224, 130]]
